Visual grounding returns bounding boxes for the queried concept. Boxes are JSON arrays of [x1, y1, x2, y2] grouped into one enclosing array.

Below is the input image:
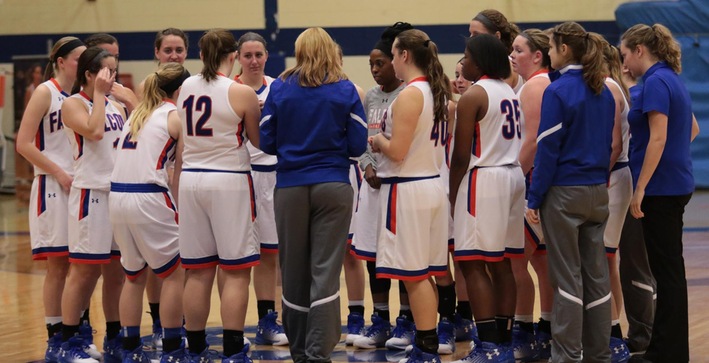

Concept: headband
[[54, 39, 85, 61], [161, 69, 191, 95], [473, 13, 499, 34]]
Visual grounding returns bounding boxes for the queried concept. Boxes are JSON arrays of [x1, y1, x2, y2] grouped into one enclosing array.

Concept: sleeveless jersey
[[376, 79, 444, 178], [111, 101, 177, 188], [65, 92, 125, 190], [606, 77, 630, 164], [236, 75, 277, 167], [177, 74, 250, 172], [34, 79, 74, 176], [517, 71, 549, 149], [468, 78, 521, 169]]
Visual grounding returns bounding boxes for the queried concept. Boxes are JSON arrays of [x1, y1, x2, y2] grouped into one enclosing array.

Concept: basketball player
[[109, 62, 189, 362], [450, 34, 521, 363], [175, 29, 260, 363], [232, 31, 288, 346], [369, 29, 450, 363], [84, 33, 138, 114], [58, 46, 127, 363], [16, 37, 86, 363]]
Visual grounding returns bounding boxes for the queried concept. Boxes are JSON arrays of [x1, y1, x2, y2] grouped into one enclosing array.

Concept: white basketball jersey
[[65, 92, 125, 190], [34, 79, 74, 176], [468, 78, 521, 169], [177, 74, 251, 172], [606, 77, 630, 163], [236, 75, 277, 167], [377, 78, 444, 178], [111, 101, 177, 188], [517, 71, 549, 150]]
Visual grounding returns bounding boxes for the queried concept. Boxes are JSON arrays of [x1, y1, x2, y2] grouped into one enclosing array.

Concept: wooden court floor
[[1, 192, 708, 362]]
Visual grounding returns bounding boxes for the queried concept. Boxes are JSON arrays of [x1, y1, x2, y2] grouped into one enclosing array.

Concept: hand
[[94, 67, 115, 95], [110, 82, 137, 105], [630, 188, 645, 219], [369, 135, 382, 153], [53, 170, 73, 193], [526, 208, 540, 224], [364, 164, 381, 189]]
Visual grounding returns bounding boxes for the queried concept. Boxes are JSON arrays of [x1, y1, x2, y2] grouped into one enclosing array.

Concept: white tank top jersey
[[65, 92, 125, 190], [110, 101, 177, 188], [236, 75, 276, 167], [33, 79, 74, 176], [177, 74, 251, 172], [468, 78, 521, 169], [512, 73, 525, 94], [605, 77, 630, 164], [376, 78, 444, 178], [517, 71, 549, 145]]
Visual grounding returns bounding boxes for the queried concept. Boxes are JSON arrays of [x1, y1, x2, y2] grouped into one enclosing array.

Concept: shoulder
[[521, 76, 550, 96]]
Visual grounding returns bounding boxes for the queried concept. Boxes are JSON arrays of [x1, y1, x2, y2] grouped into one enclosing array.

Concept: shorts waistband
[[182, 168, 251, 174], [110, 182, 168, 193], [611, 162, 629, 172], [252, 164, 277, 172], [380, 175, 439, 184], [349, 159, 359, 165]]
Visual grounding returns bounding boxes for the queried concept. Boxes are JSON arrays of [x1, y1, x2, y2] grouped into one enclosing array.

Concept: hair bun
[[381, 22, 414, 42]]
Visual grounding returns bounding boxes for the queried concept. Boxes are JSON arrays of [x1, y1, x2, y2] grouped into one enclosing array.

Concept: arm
[[16, 85, 73, 191], [518, 79, 548, 175], [691, 113, 700, 142], [347, 89, 368, 158], [62, 68, 114, 141], [630, 111, 667, 218], [449, 86, 485, 212], [167, 110, 183, 206], [371, 86, 423, 162], [606, 80, 624, 169], [230, 83, 261, 149]]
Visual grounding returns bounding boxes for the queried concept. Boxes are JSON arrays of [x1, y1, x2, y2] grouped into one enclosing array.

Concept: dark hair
[[199, 29, 238, 82], [472, 9, 520, 52], [551, 22, 606, 94], [373, 22, 414, 59], [237, 32, 267, 51], [155, 28, 188, 52], [465, 34, 511, 80], [394, 29, 451, 124], [520, 28, 551, 69], [84, 33, 118, 48], [71, 46, 114, 94], [621, 23, 681, 74]]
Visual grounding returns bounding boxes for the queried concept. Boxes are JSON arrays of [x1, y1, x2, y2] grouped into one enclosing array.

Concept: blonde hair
[[280, 27, 348, 87], [597, 34, 629, 100], [129, 63, 187, 138], [199, 29, 237, 82], [521, 29, 551, 69], [551, 22, 606, 95], [394, 29, 451, 124], [621, 23, 681, 74]]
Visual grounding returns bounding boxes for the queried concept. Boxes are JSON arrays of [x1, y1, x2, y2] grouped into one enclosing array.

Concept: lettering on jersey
[[380, 110, 389, 133], [367, 108, 386, 130], [49, 110, 64, 133], [121, 132, 138, 149], [183, 95, 214, 137], [500, 99, 521, 140], [104, 113, 125, 132], [430, 121, 449, 147]]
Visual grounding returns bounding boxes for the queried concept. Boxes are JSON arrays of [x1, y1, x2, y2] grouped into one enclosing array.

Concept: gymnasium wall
[[0, 0, 626, 185]]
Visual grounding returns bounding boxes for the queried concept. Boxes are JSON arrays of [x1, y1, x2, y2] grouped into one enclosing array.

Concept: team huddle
[[18, 7, 697, 363]]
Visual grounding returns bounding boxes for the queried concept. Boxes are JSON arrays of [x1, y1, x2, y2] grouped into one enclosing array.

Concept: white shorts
[[351, 181, 380, 261], [604, 165, 632, 255], [109, 184, 180, 280], [178, 171, 259, 270], [375, 177, 448, 281], [68, 187, 119, 264], [29, 175, 70, 260], [348, 162, 362, 241], [524, 200, 546, 254], [252, 169, 278, 253], [454, 166, 525, 262]]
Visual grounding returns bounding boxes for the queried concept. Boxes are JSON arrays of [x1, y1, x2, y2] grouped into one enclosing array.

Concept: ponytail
[[597, 35, 629, 100], [394, 29, 451, 123], [552, 22, 606, 94], [199, 29, 237, 82], [129, 63, 189, 139]]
